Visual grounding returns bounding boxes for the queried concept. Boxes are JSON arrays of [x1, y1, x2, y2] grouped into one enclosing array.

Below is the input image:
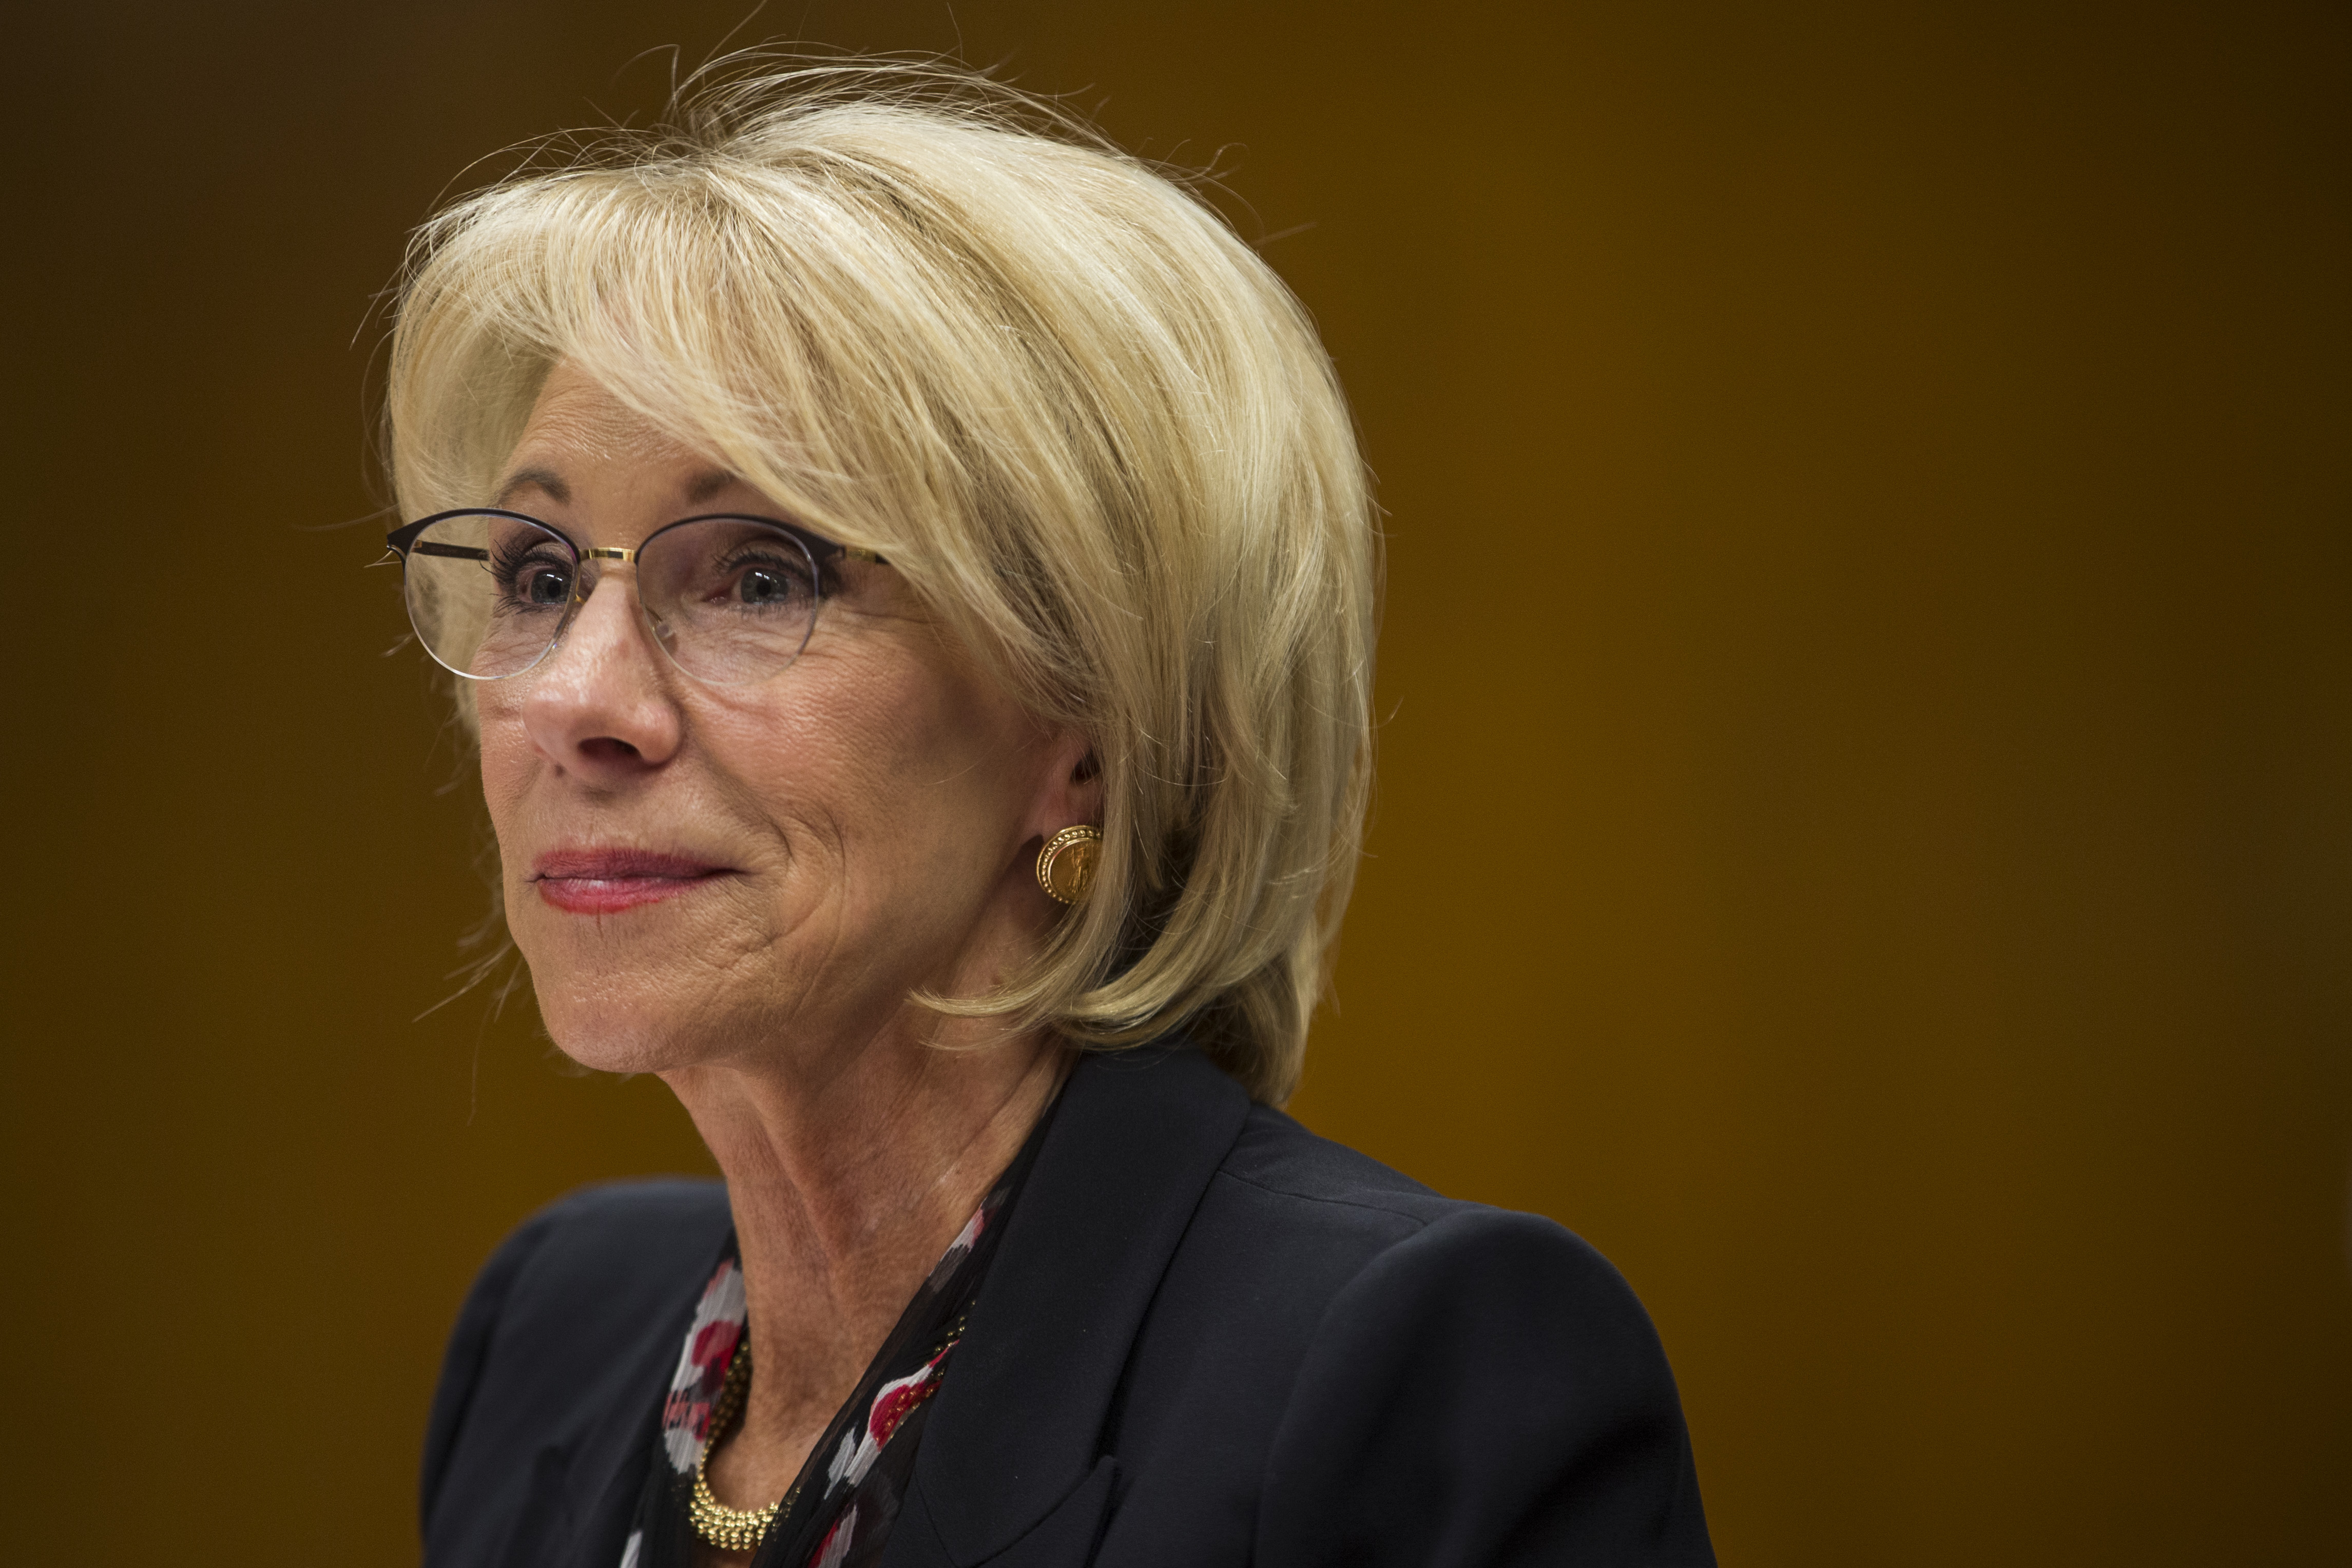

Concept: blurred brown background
[[3, 2, 2345, 1562]]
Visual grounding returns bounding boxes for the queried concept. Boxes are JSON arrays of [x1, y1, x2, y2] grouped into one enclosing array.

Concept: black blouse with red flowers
[[618, 1110, 1049, 1568]]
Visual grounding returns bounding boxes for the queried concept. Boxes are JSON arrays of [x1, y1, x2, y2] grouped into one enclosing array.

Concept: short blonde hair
[[387, 60, 1377, 1104]]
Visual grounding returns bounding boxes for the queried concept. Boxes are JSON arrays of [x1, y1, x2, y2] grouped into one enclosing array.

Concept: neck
[[660, 1009, 1069, 1491]]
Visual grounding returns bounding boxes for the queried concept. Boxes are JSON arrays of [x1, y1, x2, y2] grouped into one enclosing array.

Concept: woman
[[390, 61, 1712, 1568]]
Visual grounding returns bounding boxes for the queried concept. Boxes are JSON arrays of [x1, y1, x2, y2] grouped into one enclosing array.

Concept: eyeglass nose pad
[[567, 554, 630, 614]]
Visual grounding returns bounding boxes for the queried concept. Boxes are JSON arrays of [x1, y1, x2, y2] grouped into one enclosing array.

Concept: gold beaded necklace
[[691, 1339, 797, 1553]]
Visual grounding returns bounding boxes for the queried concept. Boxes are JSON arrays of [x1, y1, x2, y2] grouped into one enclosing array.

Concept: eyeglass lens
[[401, 512, 823, 684]]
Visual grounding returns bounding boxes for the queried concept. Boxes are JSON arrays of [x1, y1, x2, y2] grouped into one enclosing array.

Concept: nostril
[[579, 737, 645, 763]]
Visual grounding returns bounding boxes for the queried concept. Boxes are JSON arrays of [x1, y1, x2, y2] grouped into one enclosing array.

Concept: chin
[[521, 962, 737, 1076], [542, 1024, 691, 1077], [508, 899, 784, 1073], [533, 1005, 688, 1075]]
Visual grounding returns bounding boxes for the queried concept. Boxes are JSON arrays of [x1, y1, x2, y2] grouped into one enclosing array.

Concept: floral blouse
[[618, 1116, 1047, 1568]]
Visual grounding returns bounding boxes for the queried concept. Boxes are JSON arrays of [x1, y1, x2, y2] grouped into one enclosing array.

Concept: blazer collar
[[903, 1044, 1251, 1564]]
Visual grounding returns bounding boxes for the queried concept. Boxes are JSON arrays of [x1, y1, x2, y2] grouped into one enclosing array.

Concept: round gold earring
[[1035, 825, 1103, 906]]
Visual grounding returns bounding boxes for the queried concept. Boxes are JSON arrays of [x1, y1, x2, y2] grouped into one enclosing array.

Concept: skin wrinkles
[[475, 362, 1098, 1565]]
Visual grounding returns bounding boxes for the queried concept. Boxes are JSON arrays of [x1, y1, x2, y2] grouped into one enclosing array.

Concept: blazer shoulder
[[1179, 1107, 1584, 1343], [1211, 1111, 1666, 1396], [1103, 1103, 1710, 1565], [420, 1178, 730, 1540], [1258, 1205, 1712, 1566], [1215, 1102, 1454, 1225], [446, 1175, 730, 1347], [1323, 1204, 1668, 1380], [465, 1177, 733, 1324]]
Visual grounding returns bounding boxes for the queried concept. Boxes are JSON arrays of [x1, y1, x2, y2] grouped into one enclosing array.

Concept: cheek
[[472, 695, 536, 869], [712, 653, 1035, 880], [707, 681, 933, 847]]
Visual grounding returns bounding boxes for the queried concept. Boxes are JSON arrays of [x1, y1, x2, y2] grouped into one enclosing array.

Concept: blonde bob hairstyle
[[387, 60, 1377, 1105]]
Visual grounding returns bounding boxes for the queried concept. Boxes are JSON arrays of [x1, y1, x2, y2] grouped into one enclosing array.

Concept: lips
[[529, 847, 732, 915]]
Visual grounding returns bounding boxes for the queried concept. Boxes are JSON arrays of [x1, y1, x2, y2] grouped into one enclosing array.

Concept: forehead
[[497, 361, 747, 515], [506, 361, 704, 471]]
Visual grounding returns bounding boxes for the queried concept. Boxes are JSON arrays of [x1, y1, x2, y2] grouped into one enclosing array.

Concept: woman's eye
[[724, 559, 811, 607], [523, 567, 572, 604], [490, 545, 575, 608], [738, 568, 788, 604]]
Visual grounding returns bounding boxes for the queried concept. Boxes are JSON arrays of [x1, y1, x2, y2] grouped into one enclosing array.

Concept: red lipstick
[[530, 848, 731, 915]]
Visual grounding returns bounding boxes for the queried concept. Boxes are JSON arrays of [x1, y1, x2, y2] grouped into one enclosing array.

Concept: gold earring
[[1036, 825, 1103, 906]]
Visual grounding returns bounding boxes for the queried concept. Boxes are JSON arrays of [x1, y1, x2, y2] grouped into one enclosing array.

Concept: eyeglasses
[[384, 509, 886, 685]]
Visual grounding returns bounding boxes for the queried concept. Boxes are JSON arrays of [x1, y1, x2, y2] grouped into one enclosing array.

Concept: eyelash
[[489, 537, 573, 594]]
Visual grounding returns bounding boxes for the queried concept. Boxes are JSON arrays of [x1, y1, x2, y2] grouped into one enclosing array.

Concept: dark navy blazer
[[421, 1048, 1714, 1566]]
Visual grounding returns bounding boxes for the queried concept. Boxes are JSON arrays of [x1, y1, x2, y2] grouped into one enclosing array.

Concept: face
[[476, 363, 1091, 1076]]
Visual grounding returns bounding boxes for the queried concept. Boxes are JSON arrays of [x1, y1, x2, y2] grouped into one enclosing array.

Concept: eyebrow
[[494, 466, 569, 509]]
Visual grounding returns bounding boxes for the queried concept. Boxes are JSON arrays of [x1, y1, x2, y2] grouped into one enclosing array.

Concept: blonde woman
[[393, 62, 1712, 1568]]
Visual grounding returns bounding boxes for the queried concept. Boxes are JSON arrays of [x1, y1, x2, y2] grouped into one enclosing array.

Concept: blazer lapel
[[894, 1046, 1250, 1566], [553, 1225, 736, 1568]]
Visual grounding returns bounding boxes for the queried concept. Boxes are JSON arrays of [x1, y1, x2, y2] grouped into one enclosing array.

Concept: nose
[[516, 571, 684, 782]]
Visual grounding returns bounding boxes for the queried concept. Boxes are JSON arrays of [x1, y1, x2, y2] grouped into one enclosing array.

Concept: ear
[[1022, 726, 1104, 845]]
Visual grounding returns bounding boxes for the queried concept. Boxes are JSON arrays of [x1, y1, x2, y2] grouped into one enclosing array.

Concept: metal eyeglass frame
[[383, 507, 890, 684]]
